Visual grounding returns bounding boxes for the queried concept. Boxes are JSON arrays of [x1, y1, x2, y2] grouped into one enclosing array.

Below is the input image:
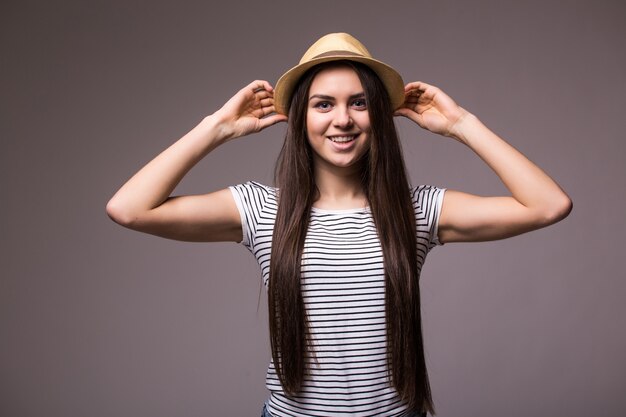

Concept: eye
[[313, 101, 332, 111], [351, 98, 367, 109]]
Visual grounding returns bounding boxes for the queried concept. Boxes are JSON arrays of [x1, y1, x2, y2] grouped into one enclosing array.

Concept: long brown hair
[[269, 61, 435, 414]]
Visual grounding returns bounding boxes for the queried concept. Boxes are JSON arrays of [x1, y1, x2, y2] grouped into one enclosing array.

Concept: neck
[[312, 161, 368, 210]]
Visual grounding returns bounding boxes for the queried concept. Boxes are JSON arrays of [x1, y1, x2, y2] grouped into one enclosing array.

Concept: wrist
[[199, 113, 232, 145], [448, 110, 477, 144]]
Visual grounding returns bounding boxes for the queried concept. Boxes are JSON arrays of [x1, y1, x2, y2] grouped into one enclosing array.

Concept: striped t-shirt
[[230, 181, 445, 417]]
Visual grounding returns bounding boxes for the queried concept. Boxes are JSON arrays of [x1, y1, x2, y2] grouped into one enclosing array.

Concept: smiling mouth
[[328, 134, 358, 143]]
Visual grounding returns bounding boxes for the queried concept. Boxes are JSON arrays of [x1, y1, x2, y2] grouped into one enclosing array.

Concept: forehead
[[308, 66, 363, 96]]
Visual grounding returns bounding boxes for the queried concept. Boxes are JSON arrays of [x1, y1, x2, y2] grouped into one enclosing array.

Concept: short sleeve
[[229, 181, 277, 251], [411, 185, 446, 250]]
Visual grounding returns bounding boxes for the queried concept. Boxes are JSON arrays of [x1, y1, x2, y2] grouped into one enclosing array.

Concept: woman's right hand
[[107, 80, 287, 242], [212, 80, 288, 142]]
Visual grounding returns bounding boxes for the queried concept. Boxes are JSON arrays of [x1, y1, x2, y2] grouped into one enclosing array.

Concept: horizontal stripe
[[229, 181, 444, 417]]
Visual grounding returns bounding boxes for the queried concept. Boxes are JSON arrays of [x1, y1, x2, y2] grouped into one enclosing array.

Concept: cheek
[[306, 114, 328, 137], [356, 113, 372, 132], [305, 113, 314, 135]]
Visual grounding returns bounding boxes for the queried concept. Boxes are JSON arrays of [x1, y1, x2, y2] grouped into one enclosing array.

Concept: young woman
[[106, 33, 572, 417]]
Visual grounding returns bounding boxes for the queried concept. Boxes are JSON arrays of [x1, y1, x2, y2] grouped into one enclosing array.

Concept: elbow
[[541, 194, 573, 226], [106, 197, 137, 227]]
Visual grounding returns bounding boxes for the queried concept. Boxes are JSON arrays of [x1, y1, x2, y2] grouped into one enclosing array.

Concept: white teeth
[[329, 135, 356, 143]]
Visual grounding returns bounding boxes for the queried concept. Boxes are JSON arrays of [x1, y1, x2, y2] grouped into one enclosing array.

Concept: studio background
[[1, 1, 624, 416]]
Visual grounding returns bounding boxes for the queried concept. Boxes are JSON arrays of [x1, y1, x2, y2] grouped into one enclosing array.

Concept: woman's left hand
[[395, 83, 572, 244], [394, 81, 470, 140]]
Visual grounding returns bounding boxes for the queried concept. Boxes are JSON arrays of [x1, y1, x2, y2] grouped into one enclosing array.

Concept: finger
[[258, 113, 288, 130], [251, 102, 279, 119], [255, 89, 277, 105], [404, 81, 425, 92], [251, 90, 273, 103], [258, 97, 274, 108], [411, 81, 435, 90], [258, 103, 277, 117], [394, 108, 411, 118], [240, 81, 264, 96], [403, 87, 424, 102], [405, 82, 438, 100], [248, 79, 274, 93], [261, 80, 276, 92], [394, 108, 425, 126]]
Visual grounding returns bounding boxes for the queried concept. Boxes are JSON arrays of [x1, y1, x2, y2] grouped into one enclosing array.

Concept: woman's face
[[306, 66, 371, 173]]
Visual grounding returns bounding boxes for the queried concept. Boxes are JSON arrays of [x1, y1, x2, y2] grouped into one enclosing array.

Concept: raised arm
[[395, 81, 572, 243], [106, 80, 287, 242]]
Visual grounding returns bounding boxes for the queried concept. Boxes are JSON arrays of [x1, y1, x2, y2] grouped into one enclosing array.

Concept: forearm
[[106, 115, 225, 224], [451, 113, 572, 221]]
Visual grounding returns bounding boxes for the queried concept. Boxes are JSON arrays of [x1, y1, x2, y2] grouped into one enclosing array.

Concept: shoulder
[[410, 185, 446, 247], [410, 185, 446, 207], [229, 181, 278, 214], [410, 185, 446, 227], [230, 181, 277, 200], [231, 180, 276, 192]]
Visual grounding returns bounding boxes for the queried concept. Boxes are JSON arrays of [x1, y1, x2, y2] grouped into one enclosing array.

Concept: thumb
[[394, 108, 410, 118], [257, 114, 288, 130], [394, 108, 422, 123]]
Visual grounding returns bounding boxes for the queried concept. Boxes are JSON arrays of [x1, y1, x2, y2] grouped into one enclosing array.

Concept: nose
[[333, 106, 353, 129]]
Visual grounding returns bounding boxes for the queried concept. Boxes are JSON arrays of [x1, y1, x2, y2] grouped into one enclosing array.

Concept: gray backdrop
[[2, 1, 625, 416]]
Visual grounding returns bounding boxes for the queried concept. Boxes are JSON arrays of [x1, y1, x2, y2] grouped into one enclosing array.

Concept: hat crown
[[299, 32, 372, 64], [273, 32, 404, 115]]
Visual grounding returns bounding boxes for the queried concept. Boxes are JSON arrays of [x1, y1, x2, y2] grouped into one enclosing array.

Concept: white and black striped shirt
[[230, 181, 445, 417]]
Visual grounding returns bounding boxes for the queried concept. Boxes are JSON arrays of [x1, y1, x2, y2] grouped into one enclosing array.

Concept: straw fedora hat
[[273, 33, 405, 115]]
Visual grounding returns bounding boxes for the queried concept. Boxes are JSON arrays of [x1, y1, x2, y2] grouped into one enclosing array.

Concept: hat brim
[[273, 55, 405, 115]]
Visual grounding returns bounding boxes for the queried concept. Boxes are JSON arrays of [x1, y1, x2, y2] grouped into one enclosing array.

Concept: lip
[[326, 133, 359, 142], [326, 133, 360, 150]]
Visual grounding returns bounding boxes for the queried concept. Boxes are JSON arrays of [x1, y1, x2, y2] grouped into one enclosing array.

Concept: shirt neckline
[[310, 206, 371, 214]]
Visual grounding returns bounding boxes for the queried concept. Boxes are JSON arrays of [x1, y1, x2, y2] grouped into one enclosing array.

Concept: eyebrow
[[309, 92, 365, 101]]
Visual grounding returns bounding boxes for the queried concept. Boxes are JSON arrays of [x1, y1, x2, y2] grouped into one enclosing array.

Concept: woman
[[107, 33, 572, 416]]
